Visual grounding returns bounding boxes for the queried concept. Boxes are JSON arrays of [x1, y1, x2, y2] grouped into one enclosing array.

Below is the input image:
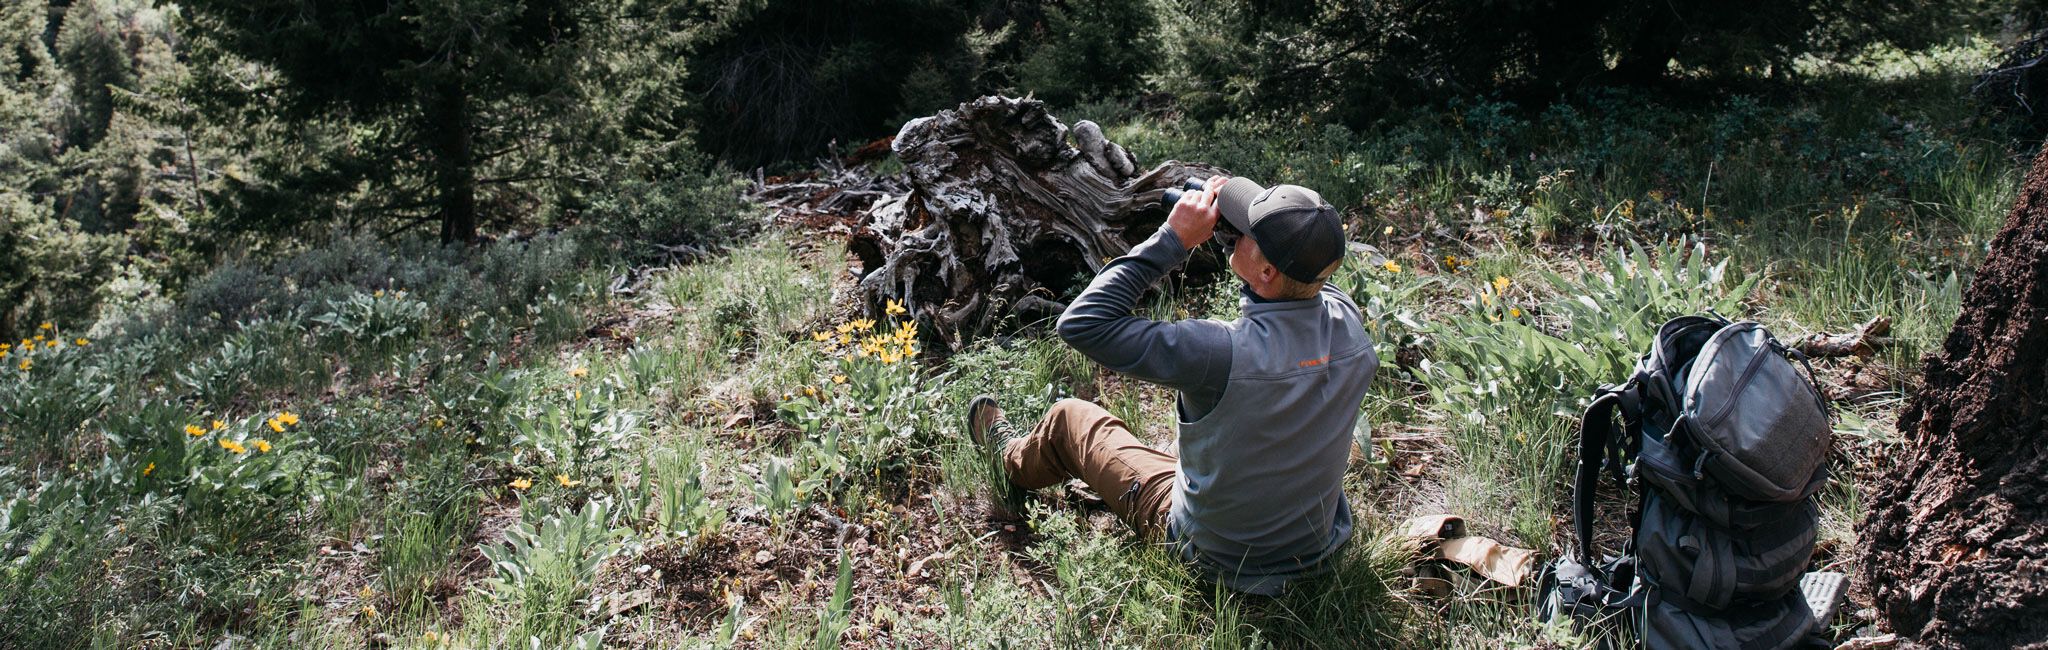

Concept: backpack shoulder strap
[[1574, 386, 1628, 565]]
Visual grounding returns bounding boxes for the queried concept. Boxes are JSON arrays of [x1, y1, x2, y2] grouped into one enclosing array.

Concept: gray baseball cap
[[1215, 177, 1346, 284]]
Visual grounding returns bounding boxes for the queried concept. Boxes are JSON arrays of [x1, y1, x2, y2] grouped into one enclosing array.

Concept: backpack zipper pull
[[1692, 451, 1713, 481]]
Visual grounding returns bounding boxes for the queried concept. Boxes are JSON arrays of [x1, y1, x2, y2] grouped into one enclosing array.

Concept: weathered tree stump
[[1855, 146, 2048, 648], [849, 96, 1220, 350]]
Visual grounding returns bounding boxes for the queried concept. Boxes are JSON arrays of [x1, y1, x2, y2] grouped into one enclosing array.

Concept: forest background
[[2, 0, 2045, 647]]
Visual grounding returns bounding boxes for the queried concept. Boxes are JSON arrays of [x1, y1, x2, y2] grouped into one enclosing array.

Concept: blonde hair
[[1238, 238, 1342, 300], [1273, 259, 1342, 300]]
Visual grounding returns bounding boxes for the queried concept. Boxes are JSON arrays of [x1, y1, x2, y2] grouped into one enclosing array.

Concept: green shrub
[[505, 381, 642, 485], [311, 288, 430, 360], [1156, 0, 1975, 125], [1010, 0, 1160, 105], [582, 149, 759, 261], [0, 197, 124, 339], [621, 441, 726, 543], [479, 500, 628, 642]]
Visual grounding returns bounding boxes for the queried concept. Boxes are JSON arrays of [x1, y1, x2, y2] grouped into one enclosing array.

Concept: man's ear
[[1257, 261, 1281, 289]]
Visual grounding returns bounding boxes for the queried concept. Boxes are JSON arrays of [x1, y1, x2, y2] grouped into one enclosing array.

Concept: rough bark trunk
[[431, 80, 478, 246], [849, 96, 1220, 350], [1855, 145, 2048, 648]]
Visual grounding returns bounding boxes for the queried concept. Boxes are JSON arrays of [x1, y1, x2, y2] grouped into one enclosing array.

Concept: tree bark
[[1855, 145, 2048, 648], [848, 96, 1221, 350], [430, 80, 478, 246]]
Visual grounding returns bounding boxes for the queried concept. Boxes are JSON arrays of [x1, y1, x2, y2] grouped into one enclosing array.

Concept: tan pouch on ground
[[1398, 514, 1538, 588]]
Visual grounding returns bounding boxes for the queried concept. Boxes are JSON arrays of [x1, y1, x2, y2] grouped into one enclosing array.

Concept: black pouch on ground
[[1538, 315, 1834, 650]]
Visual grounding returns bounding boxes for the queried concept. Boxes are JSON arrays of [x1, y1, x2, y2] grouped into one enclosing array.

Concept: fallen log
[[850, 96, 1223, 350], [1794, 315, 1893, 358]]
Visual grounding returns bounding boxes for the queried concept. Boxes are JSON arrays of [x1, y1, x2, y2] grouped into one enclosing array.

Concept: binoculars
[[1161, 177, 1207, 206], [1162, 177, 1243, 239]]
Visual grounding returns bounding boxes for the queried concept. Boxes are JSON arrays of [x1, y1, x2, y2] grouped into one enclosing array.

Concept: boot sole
[[966, 395, 999, 447]]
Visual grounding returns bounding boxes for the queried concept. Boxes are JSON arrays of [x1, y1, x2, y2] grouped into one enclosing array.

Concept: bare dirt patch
[[596, 494, 969, 648]]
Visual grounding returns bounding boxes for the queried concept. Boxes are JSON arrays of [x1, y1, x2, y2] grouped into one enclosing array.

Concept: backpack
[[1537, 315, 1834, 649]]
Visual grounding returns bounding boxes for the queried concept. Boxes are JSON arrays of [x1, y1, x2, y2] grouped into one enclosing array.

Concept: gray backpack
[[1538, 315, 1833, 649]]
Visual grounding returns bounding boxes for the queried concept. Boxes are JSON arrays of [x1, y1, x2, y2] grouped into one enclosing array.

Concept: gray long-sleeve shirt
[[1054, 227, 1234, 420], [1055, 225, 1379, 595]]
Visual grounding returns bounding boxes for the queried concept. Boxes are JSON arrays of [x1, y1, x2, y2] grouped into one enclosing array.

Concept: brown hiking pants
[[1001, 398, 1178, 540]]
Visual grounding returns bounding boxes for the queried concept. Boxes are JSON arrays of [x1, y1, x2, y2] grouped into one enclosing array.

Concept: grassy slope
[[0, 44, 2020, 648]]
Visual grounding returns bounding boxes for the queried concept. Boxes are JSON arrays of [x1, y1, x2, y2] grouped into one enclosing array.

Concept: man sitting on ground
[[966, 175, 1378, 595]]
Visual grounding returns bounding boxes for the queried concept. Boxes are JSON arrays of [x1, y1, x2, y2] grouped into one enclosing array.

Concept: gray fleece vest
[[1167, 286, 1378, 595]]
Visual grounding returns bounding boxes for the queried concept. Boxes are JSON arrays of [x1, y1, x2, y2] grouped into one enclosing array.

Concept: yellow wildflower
[[1509, 308, 1523, 318], [253, 439, 273, 453], [573, 389, 581, 401], [373, 290, 385, 298], [142, 462, 155, 477], [812, 331, 832, 342], [17, 359, 29, 371], [803, 386, 818, 398], [555, 474, 582, 488], [44, 340, 58, 349], [278, 411, 300, 426], [851, 318, 875, 331], [836, 322, 855, 334], [568, 366, 589, 378], [509, 478, 533, 490], [219, 439, 247, 454], [885, 299, 907, 316], [1480, 292, 1493, 307], [38, 322, 52, 331], [211, 419, 226, 431], [186, 424, 205, 437], [1383, 226, 1394, 236], [831, 374, 847, 385], [880, 351, 900, 365], [1493, 276, 1510, 294], [433, 417, 447, 429], [267, 418, 285, 433], [74, 338, 89, 346], [902, 342, 918, 358], [1382, 260, 1402, 273], [838, 333, 851, 345], [361, 605, 378, 618]]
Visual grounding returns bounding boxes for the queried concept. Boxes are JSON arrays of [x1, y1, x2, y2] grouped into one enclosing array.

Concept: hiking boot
[[965, 395, 1029, 517], [966, 395, 1018, 450]]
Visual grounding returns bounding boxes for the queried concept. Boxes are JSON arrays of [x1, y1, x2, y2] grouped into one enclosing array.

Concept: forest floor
[[0, 43, 2024, 649]]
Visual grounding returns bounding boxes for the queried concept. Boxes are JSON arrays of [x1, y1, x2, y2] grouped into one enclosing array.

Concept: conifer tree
[[177, 0, 594, 244]]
